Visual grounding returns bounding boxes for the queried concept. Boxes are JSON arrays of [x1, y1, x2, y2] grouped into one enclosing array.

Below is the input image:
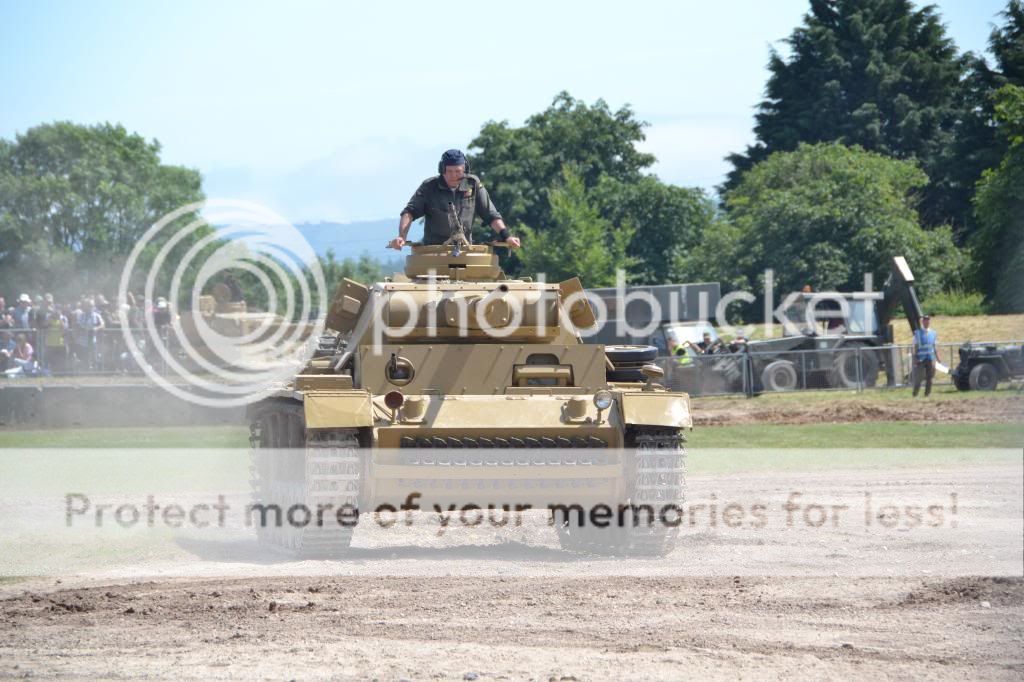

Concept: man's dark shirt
[[402, 174, 502, 245]]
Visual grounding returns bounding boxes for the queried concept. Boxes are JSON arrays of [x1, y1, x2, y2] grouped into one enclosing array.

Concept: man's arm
[[488, 218, 521, 249], [475, 182, 520, 249], [388, 212, 414, 250], [389, 181, 428, 250]]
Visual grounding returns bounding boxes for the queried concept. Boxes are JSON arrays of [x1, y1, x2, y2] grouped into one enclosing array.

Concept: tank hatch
[[404, 244, 504, 281]]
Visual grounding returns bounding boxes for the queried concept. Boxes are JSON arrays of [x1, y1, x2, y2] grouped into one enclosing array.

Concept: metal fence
[[656, 340, 1024, 397], [3, 326, 1021, 397]]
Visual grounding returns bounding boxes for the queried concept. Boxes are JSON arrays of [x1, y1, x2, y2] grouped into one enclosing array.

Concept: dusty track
[[2, 462, 1021, 679], [692, 393, 1024, 426], [2, 576, 1021, 679]]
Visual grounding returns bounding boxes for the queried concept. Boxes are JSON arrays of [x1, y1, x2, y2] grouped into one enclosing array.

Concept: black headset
[[438, 152, 470, 175]]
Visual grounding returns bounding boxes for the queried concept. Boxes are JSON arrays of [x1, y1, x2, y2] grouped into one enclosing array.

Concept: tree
[[682, 144, 964, 307], [591, 176, 716, 285], [469, 92, 654, 232], [470, 92, 712, 284], [949, 1, 1024, 243], [991, 0, 1024, 80], [972, 85, 1024, 312], [724, 0, 965, 230], [319, 250, 387, 294], [516, 169, 635, 287], [0, 122, 205, 298]]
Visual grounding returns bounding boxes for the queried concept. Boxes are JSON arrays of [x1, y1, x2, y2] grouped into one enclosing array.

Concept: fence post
[[745, 353, 752, 398], [856, 345, 863, 393]]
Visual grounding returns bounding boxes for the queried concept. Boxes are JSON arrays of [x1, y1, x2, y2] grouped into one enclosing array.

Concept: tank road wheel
[[249, 402, 362, 559], [556, 428, 686, 557], [968, 363, 999, 391], [761, 360, 798, 392], [830, 346, 879, 389]]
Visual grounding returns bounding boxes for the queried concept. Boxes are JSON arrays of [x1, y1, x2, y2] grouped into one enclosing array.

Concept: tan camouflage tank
[[247, 243, 691, 557]]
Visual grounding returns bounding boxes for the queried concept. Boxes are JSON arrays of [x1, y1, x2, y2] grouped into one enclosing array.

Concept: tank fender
[[619, 392, 692, 429], [304, 389, 374, 428]]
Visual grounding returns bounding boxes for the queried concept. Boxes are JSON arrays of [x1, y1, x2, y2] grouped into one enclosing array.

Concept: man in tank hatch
[[388, 149, 521, 250]]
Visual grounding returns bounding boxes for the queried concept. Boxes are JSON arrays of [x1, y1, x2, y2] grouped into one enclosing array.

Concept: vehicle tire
[[605, 345, 659, 383], [606, 368, 646, 383], [830, 346, 879, 389], [605, 345, 659, 365], [952, 369, 971, 391], [761, 360, 798, 392], [711, 355, 743, 386], [968, 362, 999, 391]]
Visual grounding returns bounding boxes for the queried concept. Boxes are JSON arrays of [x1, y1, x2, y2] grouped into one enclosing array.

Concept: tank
[[178, 283, 313, 367], [247, 243, 691, 557]]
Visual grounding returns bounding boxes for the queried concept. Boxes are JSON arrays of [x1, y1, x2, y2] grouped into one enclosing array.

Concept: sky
[[0, 0, 1010, 224]]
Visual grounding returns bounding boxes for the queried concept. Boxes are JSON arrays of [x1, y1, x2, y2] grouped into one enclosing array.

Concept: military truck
[[952, 343, 1024, 391], [716, 256, 926, 393], [247, 242, 690, 558]]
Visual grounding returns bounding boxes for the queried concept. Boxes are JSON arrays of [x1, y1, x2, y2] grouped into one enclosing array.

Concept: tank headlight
[[593, 390, 613, 411], [384, 390, 405, 410]]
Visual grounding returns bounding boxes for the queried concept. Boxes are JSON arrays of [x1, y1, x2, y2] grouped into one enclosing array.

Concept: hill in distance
[[294, 219, 397, 262]]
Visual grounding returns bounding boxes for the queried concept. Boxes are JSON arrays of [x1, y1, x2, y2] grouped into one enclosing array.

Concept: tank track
[[556, 427, 686, 557], [250, 413, 361, 559]]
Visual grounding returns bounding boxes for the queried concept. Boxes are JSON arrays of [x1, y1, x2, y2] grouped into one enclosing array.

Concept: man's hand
[[506, 236, 521, 249], [387, 237, 406, 250]]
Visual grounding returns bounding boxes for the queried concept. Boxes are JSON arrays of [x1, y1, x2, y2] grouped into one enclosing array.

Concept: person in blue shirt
[[912, 314, 937, 397]]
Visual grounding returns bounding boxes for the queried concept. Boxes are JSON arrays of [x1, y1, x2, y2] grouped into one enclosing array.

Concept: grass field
[[890, 313, 1024, 345], [1, 423, 1017, 495], [0, 425, 248, 448], [742, 313, 1024, 345], [695, 384, 1022, 405], [1, 421, 1019, 449], [688, 421, 1023, 448]]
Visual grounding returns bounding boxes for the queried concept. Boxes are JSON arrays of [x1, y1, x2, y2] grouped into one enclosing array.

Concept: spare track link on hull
[[556, 428, 687, 557], [250, 406, 361, 559]]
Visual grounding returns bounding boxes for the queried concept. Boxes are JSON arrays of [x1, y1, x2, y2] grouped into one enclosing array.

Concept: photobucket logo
[[362, 265, 880, 352], [117, 200, 325, 407]]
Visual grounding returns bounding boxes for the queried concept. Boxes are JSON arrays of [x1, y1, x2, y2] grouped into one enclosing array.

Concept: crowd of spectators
[[0, 291, 171, 376]]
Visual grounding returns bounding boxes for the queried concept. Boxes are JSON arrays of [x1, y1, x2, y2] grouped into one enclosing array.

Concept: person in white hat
[[13, 294, 33, 330]]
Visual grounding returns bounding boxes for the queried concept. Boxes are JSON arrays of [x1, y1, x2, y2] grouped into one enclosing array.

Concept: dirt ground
[[2, 388, 1020, 678], [692, 392, 1024, 426], [2, 575, 1021, 680], [2, 460, 1021, 680]]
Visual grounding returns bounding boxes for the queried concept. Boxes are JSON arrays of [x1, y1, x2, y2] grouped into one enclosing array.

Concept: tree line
[[0, 123, 384, 313], [470, 0, 1023, 313], [0, 0, 1020, 314]]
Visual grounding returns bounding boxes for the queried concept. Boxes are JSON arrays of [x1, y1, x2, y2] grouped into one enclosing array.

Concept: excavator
[[682, 256, 925, 393]]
